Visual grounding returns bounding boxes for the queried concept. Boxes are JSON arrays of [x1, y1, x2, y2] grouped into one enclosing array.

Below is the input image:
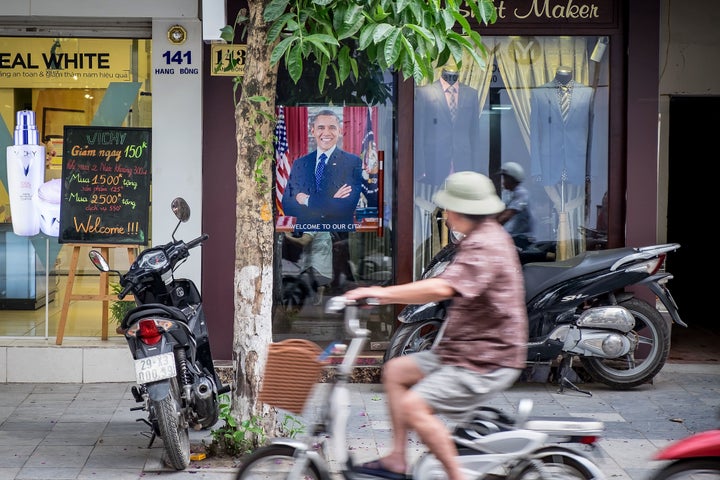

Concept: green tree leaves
[[262, 0, 498, 90]]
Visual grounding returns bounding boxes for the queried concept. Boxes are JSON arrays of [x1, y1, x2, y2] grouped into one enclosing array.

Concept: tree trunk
[[232, 0, 281, 439]]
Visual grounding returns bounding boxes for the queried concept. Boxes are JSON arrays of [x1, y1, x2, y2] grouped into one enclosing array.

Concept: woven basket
[[259, 339, 326, 414]]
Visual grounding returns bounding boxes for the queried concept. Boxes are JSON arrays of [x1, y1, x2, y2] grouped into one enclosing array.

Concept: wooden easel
[[55, 244, 139, 345]]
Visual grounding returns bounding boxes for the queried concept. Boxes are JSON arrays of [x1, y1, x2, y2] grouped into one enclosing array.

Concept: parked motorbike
[[385, 240, 683, 391], [278, 231, 391, 314], [88, 197, 230, 470], [279, 256, 321, 313], [649, 409, 720, 479]]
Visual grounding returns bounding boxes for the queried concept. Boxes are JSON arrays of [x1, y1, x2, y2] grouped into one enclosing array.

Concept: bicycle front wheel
[[236, 444, 323, 480]]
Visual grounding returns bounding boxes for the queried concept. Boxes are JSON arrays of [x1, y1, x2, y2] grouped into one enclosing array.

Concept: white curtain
[[494, 36, 590, 153], [494, 36, 591, 258]]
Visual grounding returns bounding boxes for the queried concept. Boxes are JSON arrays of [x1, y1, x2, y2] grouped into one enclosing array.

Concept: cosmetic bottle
[[36, 178, 62, 237], [6, 110, 45, 236]]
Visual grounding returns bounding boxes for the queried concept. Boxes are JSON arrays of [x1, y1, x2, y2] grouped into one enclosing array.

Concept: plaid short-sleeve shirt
[[436, 219, 528, 373]]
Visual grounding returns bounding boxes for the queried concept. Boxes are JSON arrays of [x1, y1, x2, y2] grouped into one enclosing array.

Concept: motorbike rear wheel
[[580, 297, 670, 390], [153, 377, 191, 470], [650, 458, 720, 479], [382, 319, 442, 363], [507, 447, 605, 479], [235, 444, 323, 480]]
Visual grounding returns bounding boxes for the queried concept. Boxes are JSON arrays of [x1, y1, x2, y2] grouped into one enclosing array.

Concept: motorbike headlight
[[424, 261, 450, 279], [450, 230, 465, 243]]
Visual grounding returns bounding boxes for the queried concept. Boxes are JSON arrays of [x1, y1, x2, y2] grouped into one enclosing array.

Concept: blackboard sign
[[59, 126, 151, 245]]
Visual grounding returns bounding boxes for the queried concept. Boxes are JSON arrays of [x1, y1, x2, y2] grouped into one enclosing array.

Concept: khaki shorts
[[411, 350, 521, 422]]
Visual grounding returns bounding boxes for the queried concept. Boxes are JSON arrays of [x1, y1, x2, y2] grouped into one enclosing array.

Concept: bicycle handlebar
[[325, 296, 373, 341], [324, 296, 379, 312]]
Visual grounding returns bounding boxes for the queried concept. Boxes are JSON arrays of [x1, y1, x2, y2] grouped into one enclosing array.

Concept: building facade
[[0, 0, 715, 381], [0, 1, 208, 380], [202, 0, 665, 361]]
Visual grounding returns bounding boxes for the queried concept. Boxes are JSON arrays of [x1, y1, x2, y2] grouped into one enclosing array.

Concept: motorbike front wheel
[[650, 458, 720, 479], [383, 319, 442, 363], [235, 444, 324, 480], [281, 277, 309, 315], [580, 297, 670, 390], [152, 377, 191, 470]]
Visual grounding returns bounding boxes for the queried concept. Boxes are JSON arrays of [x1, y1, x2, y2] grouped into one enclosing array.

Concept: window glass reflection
[[413, 35, 610, 278]]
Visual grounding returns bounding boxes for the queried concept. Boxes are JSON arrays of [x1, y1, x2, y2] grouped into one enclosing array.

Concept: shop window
[[0, 36, 151, 337], [413, 35, 610, 278], [272, 101, 395, 350]]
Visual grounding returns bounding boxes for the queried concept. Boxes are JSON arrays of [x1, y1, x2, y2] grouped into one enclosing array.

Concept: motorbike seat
[[453, 406, 518, 440], [522, 247, 636, 302]]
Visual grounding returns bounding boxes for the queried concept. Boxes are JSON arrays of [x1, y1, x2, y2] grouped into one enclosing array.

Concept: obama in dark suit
[[282, 109, 363, 231]]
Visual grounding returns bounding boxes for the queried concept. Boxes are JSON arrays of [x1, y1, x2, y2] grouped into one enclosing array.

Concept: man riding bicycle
[[346, 171, 529, 480]]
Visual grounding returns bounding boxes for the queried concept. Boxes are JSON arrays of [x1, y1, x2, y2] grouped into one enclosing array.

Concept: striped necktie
[[559, 86, 571, 121], [315, 152, 327, 190], [446, 85, 457, 121]]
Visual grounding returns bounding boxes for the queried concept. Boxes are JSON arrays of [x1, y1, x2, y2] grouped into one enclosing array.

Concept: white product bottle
[[35, 178, 62, 237], [6, 110, 45, 236]]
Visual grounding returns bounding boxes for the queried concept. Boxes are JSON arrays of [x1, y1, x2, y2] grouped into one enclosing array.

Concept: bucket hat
[[497, 162, 525, 182], [432, 171, 505, 215]]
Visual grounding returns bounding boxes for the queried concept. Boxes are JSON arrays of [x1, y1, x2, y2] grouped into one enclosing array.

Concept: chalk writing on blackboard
[[59, 126, 151, 245]]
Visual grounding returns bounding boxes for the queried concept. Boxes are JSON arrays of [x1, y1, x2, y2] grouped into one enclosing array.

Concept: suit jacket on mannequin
[[414, 79, 482, 188], [282, 148, 363, 230], [529, 80, 592, 186]]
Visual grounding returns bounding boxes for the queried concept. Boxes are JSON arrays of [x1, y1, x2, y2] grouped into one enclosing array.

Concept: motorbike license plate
[[135, 352, 176, 384]]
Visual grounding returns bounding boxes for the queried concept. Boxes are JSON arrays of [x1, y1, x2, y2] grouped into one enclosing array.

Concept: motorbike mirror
[[88, 250, 110, 272], [171, 197, 190, 223]]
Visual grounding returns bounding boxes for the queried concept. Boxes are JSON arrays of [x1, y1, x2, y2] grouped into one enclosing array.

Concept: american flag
[[361, 106, 379, 207], [361, 106, 374, 172], [274, 106, 291, 216]]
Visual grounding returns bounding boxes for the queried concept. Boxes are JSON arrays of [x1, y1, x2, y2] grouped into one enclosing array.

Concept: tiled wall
[[0, 344, 135, 383]]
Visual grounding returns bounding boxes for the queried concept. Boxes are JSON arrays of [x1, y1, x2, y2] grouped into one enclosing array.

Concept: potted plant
[[109, 282, 135, 334]]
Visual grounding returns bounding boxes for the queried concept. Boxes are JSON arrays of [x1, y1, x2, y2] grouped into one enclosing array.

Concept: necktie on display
[[446, 85, 457, 121], [315, 152, 327, 190], [559, 85, 571, 121]]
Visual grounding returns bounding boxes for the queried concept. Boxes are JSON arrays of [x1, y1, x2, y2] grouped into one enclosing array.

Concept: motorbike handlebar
[[118, 283, 134, 300], [185, 234, 209, 250]]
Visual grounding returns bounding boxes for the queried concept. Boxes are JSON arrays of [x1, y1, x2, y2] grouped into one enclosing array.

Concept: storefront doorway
[[666, 95, 720, 362]]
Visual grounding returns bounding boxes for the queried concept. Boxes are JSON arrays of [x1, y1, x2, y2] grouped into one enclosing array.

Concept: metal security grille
[[0, 17, 151, 38]]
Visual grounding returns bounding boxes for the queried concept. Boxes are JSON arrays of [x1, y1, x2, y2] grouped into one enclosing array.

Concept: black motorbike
[[88, 197, 230, 470], [385, 239, 684, 391]]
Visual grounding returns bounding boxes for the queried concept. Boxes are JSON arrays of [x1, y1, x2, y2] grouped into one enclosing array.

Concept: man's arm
[[284, 232, 312, 246], [345, 277, 455, 305], [498, 188, 528, 226], [282, 155, 311, 218], [308, 151, 362, 218], [496, 208, 518, 225]]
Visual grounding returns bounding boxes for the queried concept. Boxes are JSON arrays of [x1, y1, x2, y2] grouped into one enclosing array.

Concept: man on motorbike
[[345, 171, 528, 480], [496, 161, 535, 249]]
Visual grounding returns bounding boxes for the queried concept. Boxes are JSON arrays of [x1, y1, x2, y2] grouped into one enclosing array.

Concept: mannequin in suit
[[282, 109, 363, 230], [414, 68, 482, 189], [529, 66, 592, 186], [530, 66, 592, 258], [554, 65, 573, 85]]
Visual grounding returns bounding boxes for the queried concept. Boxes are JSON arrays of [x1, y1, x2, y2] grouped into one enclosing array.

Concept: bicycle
[[236, 296, 607, 480]]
